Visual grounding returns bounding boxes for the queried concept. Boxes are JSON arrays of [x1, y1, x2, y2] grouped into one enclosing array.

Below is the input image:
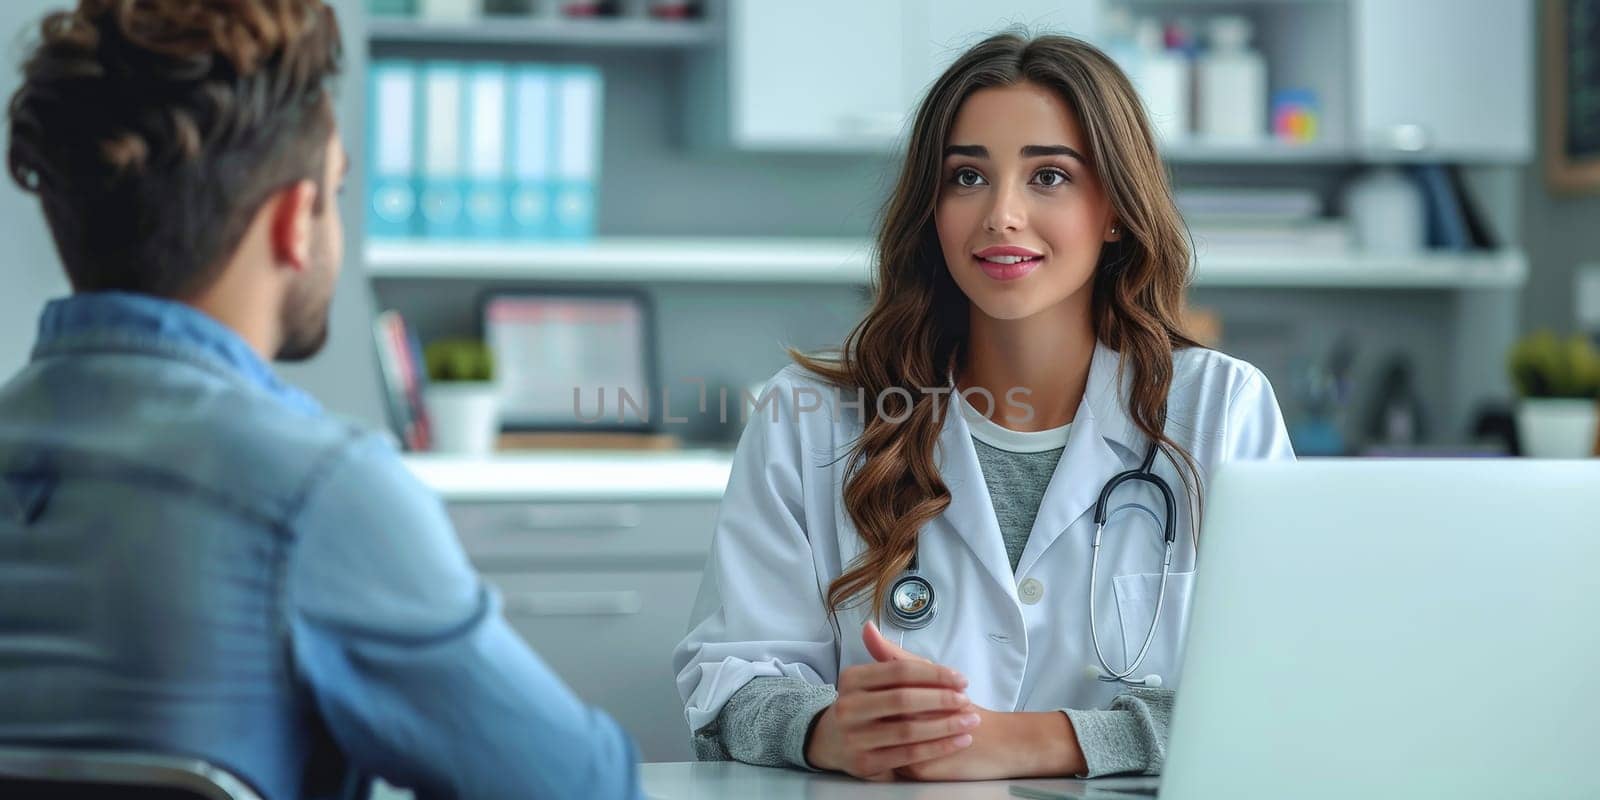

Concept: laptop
[[1013, 459, 1600, 800]]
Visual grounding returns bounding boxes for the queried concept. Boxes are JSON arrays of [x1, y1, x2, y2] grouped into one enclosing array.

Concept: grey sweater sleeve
[[1063, 688, 1175, 777], [690, 676, 838, 770], [694, 676, 1171, 778]]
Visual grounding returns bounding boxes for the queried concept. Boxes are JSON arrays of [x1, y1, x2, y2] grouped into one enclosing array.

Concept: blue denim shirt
[[0, 292, 643, 800]]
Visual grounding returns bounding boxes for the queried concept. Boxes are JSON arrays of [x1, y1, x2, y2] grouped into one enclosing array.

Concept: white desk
[[642, 762, 1089, 799], [400, 450, 733, 502]]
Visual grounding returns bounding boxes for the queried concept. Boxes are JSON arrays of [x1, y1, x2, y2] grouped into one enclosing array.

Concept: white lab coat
[[673, 342, 1295, 734]]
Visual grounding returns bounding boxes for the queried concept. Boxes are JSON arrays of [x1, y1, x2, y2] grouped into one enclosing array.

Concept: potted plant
[[424, 338, 499, 456], [1508, 331, 1600, 458]]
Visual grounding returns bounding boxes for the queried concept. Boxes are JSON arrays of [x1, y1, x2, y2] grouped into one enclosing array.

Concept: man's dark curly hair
[[8, 0, 343, 298]]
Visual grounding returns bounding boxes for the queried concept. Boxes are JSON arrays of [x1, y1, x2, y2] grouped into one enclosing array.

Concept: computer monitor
[[1163, 459, 1600, 800], [1016, 459, 1600, 800], [482, 289, 657, 431]]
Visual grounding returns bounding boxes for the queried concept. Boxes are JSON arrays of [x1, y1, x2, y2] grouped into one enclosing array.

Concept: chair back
[[0, 747, 264, 800]]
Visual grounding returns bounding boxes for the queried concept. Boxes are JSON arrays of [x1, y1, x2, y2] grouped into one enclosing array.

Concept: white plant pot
[[427, 382, 500, 456], [1515, 398, 1598, 458]]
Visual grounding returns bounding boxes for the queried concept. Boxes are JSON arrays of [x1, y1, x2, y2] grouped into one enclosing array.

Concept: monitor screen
[[484, 291, 654, 430]]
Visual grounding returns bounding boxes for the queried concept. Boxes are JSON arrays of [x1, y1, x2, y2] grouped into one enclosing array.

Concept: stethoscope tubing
[[1089, 521, 1174, 682], [1087, 441, 1178, 684]]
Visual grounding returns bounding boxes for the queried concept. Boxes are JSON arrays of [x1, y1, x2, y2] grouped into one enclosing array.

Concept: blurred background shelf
[[1191, 250, 1527, 289], [367, 17, 720, 49], [366, 238, 874, 283], [1162, 139, 1353, 164], [367, 238, 1527, 290]]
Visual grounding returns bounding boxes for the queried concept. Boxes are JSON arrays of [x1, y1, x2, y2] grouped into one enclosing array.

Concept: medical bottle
[[1131, 17, 1190, 145], [1197, 15, 1266, 141]]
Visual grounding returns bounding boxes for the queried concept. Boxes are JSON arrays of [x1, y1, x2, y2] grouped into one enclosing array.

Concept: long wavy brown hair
[[795, 32, 1203, 618]]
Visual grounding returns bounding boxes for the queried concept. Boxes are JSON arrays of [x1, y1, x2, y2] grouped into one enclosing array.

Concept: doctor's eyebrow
[[944, 144, 1088, 163], [1021, 144, 1087, 162]]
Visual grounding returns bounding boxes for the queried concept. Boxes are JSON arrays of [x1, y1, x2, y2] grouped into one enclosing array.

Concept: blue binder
[[510, 65, 554, 240], [1412, 164, 1470, 251], [464, 64, 510, 240], [366, 60, 419, 240], [419, 61, 467, 239], [552, 66, 602, 240]]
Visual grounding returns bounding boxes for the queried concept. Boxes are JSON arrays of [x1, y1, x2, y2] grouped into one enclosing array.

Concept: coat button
[[1018, 577, 1044, 605]]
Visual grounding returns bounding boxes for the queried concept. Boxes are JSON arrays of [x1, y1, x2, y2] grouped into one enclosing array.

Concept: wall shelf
[[366, 238, 1527, 290], [1162, 139, 1353, 164], [1188, 249, 1527, 289], [367, 16, 719, 49], [1140, 139, 1515, 166], [367, 238, 874, 283]]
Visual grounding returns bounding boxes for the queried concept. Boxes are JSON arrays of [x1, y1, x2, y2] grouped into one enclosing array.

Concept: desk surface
[[642, 762, 1092, 799], [401, 451, 733, 502]]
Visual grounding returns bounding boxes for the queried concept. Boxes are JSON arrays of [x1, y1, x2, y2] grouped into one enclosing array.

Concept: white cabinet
[[692, 0, 1534, 164], [715, 0, 909, 150], [488, 568, 707, 763], [448, 497, 720, 762], [1352, 0, 1532, 160], [692, 0, 1101, 151], [905, 0, 1098, 86]]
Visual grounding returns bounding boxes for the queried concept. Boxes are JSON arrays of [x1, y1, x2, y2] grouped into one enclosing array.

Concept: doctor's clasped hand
[[802, 621, 977, 780], [807, 622, 1086, 782]]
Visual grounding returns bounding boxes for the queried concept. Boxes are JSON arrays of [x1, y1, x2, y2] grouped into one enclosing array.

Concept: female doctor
[[672, 33, 1294, 782]]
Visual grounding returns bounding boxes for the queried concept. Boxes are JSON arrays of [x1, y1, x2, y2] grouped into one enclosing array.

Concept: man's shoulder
[[0, 352, 393, 523], [178, 385, 403, 520]]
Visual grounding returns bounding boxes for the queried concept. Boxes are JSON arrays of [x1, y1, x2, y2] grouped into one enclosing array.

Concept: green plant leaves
[[1509, 331, 1600, 399], [424, 338, 495, 382]]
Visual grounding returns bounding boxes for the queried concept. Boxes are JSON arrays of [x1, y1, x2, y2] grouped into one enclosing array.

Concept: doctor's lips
[[972, 245, 1043, 281]]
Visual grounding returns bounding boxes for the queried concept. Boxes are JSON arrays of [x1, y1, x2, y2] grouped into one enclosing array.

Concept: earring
[[1110, 225, 1120, 236]]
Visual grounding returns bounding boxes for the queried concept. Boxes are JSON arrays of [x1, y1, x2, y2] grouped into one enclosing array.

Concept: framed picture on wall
[[1546, 0, 1600, 191]]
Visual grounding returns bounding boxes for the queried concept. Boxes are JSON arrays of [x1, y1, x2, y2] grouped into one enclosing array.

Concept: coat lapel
[[1014, 343, 1146, 577], [930, 402, 1020, 600]]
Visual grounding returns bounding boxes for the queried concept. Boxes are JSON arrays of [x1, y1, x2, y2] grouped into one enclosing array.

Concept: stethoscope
[[886, 440, 1178, 689]]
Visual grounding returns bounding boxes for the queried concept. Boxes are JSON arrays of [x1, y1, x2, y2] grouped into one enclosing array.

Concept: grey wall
[[0, 3, 71, 375], [1518, 0, 1597, 336]]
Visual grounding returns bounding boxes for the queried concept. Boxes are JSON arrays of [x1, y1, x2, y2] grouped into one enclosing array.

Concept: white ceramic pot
[[1515, 398, 1598, 458], [426, 382, 500, 456], [1345, 166, 1426, 254]]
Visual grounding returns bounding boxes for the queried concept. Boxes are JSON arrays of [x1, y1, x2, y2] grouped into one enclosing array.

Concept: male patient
[[0, 2, 640, 798]]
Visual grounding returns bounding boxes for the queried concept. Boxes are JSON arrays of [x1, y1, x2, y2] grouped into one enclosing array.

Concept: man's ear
[[268, 180, 318, 272]]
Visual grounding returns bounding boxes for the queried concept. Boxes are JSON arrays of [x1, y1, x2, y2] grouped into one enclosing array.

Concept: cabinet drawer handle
[[509, 504, 642, 532], [1376, 123, 1429, 152], [506, 591, 643, 617]]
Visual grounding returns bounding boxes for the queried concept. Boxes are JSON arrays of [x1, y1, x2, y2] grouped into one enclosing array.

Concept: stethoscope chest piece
[[887, 572, 936, 630]]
